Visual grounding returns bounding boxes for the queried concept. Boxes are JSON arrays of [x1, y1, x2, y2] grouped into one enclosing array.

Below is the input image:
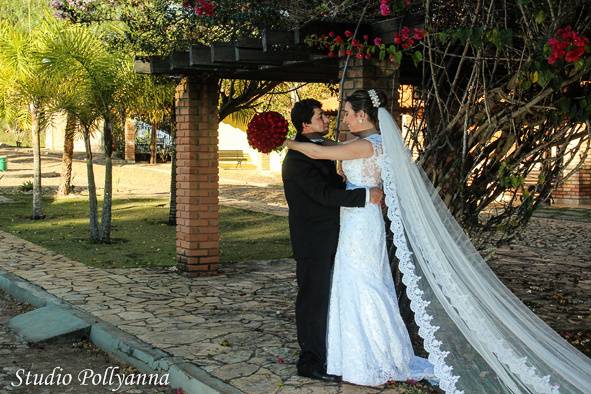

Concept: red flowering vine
[[394, 26, 425, 49], [379, 0, 411, 16], [305, 26, 426, 64], [546, 26, 589, 65], [247, 112, 289, 154]]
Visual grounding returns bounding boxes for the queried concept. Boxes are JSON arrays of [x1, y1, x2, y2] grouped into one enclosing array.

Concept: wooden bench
[[219, 150, 250, 167]]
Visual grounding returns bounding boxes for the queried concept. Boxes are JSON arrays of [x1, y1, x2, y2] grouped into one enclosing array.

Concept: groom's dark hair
[[291, 98, 322, 135]]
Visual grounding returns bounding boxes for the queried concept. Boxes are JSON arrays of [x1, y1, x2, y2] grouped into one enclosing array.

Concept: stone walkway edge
[[0, 269, 240, 394]]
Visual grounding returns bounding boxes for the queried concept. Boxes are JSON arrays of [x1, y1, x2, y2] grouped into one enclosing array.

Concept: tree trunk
[[83, 126, 100, 241], [150, 122, 157, 164], [100, 115, 113, 243], [29, 102, 44, 220], [58, 114, 76, 196], [168, 119, 176, 226]]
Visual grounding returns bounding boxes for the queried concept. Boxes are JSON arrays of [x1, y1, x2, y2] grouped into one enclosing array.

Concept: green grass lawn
[[0, 194, 292, 268]]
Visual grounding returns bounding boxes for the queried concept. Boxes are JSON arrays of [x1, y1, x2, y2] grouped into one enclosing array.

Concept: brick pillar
[[175, 76, 220, 276], [339, 58, 399, 139], [124, 118, 136, 162], [553, 152, 591, 206]]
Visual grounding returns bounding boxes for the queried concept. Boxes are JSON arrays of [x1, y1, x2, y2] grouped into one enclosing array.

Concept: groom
[[282, 99, 382, 381]]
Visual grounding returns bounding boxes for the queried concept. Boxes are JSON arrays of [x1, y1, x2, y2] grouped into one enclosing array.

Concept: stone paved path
[[0, 231, 435, 394]]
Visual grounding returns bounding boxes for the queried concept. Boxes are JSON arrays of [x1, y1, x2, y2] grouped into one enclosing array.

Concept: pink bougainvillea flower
[[374, 37, 383, 46], [194, 0, 215, 17], [565, 46, 585, 62], [355, 52, 364, 59], [413, 28, 425, 40], [363, 34, 369, 41], [344, 30, 353, 38], [393, 33, 402, 45], [328, 31, 335, 38], [546, 26, 588, 64], [380, 3, 391, 16], [400, 26, 411, 40]]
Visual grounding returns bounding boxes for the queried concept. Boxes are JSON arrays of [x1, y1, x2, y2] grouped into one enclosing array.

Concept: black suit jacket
[[282, 139, 366, 260]]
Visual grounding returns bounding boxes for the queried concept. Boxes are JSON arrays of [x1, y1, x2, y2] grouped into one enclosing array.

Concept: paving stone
[[231, 367, 283, 393], [211, 362, 259, 380]]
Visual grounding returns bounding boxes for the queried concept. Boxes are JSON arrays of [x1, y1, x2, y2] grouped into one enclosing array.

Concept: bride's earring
[[358, 118, 363, 124]]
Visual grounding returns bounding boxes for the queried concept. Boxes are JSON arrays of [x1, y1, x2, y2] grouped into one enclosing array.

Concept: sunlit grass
[[0, 194, 292, 268]]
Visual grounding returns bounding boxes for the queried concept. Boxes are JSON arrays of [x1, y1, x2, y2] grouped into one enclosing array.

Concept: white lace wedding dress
[[326, 134, 435, 386]]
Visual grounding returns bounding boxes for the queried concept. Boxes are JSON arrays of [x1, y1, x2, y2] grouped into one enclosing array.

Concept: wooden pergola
[[134, 19, 417, 276]]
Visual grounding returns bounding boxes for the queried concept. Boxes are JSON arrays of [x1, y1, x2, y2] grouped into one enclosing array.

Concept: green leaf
[[530, 71, 539, 84], [393, 50, 402, 65], [534, 10, 545, 24], [412, 50, 423, 66]]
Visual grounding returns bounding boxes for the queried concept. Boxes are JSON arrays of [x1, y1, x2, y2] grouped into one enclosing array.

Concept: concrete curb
[[0, 269, 242, 394]]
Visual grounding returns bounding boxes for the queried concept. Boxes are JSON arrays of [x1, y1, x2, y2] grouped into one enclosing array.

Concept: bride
[[286, 89, 591, 392]]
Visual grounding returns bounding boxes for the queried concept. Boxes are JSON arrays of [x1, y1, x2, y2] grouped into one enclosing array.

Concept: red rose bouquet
[[246, 111, 289, 154]]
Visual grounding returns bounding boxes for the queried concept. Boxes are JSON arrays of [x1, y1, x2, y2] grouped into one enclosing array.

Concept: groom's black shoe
[[297, 367, 341, 382]]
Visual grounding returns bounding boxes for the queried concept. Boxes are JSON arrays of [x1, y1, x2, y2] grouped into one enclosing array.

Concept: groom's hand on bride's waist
[[369, 188, 383, 205]]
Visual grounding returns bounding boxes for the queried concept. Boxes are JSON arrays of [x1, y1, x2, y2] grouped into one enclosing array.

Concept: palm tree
[[0, 20, 56, 219], [133, 75, 176, 221], [39, 20, 119, 241], [57, 114, 76, 195]]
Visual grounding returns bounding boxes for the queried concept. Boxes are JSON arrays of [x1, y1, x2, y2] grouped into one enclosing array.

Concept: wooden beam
[[170, 51, 190, 70], [211, 44, 236, 63], [262, 30, 296, 51], [235, 47, 311, 65], [143, 56, 172, 74], [189, 45, 214, 66], [235, 38, 263, 49], [133, 58, 152, 74], [235, 47, 283, 65]]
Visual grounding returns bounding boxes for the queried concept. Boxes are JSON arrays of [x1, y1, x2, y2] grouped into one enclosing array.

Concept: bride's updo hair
[[345, 89, 388, 125]]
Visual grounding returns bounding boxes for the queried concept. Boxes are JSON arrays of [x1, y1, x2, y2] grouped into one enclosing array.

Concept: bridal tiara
[[368, 89, 381, 108]]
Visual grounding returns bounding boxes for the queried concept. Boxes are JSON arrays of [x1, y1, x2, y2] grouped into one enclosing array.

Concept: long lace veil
[[378, 107, 591, 393]]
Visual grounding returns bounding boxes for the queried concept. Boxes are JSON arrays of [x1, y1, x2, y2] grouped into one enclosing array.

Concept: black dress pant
[[295, 255, 334, 373]]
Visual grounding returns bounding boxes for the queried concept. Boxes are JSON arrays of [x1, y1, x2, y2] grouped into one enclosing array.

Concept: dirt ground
[[0, 289, 176, 393], [0, 147, 282, 197]]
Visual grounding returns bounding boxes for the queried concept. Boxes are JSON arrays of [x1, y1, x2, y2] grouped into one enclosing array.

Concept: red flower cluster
[[547, 26, 589, 64], [380, 0, 391, 16], [379, 0, 411, 16], [194, 0, 215, 17], [394, 26, 425, 49], [247, 112, 289, 154]]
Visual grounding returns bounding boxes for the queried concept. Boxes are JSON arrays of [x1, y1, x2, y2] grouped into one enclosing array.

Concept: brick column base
[[175, 76, 220, 276], [553, 152, 591, 206]]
